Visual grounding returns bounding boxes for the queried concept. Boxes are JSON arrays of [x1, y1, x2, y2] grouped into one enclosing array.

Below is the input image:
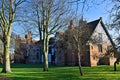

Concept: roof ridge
[[87, 18, 101, 24]]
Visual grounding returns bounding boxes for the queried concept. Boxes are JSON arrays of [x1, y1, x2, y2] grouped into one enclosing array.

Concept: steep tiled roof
[[87, 18, 101, 33]]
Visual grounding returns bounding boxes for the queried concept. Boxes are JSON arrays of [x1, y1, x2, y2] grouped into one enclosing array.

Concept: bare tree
[[0, 0, 26, 73], [25, 0, 72, 71], [108, 0, 120, 71], [62, 20, 90, 76]]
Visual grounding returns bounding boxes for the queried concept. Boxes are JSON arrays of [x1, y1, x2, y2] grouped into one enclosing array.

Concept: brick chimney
[[69, 20, 74, 29], [79, 18, 87, 28], [100, 17, 102, 20], [25, 31, 32, 44], [16, 35, 20, 40]]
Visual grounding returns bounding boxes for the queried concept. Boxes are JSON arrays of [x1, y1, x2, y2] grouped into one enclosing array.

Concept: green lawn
[[0, 64, 120, 80]]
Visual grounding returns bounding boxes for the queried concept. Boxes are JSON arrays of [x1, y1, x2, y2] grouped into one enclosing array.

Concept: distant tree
[[0, 0, 26, 73]]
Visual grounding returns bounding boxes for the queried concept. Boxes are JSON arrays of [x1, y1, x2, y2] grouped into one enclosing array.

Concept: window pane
[[98, 44, 102, 52]]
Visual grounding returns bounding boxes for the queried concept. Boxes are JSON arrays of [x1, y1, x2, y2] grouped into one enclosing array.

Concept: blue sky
[[77, 0, 112, 22], [80, 0, 116, 40], [13, 0, 113, 39]]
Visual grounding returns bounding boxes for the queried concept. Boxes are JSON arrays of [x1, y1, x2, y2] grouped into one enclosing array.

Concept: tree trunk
[[42, 0, 50, 71], [2, 0, 15, 73], [114, 61, 117, 71], [2, 36, 11, 73], [43, 31, 49, 71], [114, 59, 119, 71], [77, 49, 83, 76], [43, 51, 48, 71]]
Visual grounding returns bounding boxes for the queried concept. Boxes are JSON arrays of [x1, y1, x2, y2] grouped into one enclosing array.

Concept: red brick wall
[[89, 43, 115, 66]]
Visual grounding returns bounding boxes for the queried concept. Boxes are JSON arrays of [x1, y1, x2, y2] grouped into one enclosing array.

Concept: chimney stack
[[25, 31, 32, 44], [69, 20, 74, 29], [100, 17, 102, 20]]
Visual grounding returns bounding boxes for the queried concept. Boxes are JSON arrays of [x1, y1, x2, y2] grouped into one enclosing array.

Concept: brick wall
[[56, 42, 116, 66], [89, 43, 115, 66]]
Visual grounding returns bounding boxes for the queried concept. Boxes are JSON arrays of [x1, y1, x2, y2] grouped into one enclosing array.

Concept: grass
[[0, 64, 120, 80]]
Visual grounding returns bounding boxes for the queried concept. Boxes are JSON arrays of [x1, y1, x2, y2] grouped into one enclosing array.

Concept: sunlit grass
[[0, 64, 120, 80]]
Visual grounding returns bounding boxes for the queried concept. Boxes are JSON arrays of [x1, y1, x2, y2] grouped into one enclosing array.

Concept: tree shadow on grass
[[0, 64, 55, 68], [5, 71, 80, 80], [10, 64, 43, 68], [9, 64, 57, 68], [10, 77, 43, 80]]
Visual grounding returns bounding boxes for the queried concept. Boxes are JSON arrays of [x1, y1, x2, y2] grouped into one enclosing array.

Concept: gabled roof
[[87, 18, 101, 33], [87, 17, 115, 46], [56, 17, 115, 47]]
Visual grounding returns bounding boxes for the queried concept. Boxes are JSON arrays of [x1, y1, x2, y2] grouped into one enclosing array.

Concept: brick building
[[55, 17, 116, 66], [14, 31, 41, 63], [14, 31, 56, 64]]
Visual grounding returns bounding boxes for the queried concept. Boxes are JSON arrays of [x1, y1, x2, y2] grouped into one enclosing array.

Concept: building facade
[[14, 32, 56, 64], [14, 31, 41, 63], [55, 17, 116, 66]]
